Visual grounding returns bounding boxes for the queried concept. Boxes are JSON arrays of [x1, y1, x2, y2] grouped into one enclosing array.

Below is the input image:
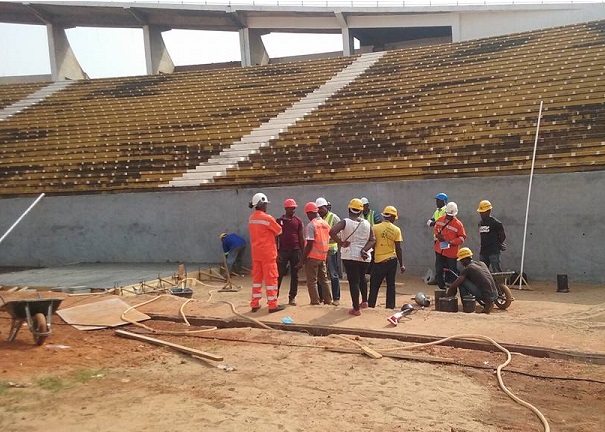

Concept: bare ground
[[1, 273, 604, 432]]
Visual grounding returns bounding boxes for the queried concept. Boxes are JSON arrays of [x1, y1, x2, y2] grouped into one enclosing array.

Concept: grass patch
[[0, 381, 9, 396], [36, 376, 66, 392], [72, 368, 107, 384]]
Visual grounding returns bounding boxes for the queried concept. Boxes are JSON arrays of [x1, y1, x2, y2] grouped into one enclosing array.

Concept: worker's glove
[[426, 218, 434, 227]]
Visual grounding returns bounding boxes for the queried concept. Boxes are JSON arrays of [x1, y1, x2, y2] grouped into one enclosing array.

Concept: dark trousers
[[277, 249, 301, 300], [343, 260, 369, 311], [435, 252, 458, 290], [369, 258, 398, 309]]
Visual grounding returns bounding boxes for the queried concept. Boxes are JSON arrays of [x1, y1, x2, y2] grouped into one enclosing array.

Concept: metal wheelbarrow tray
[[0, 297, 63, 345]]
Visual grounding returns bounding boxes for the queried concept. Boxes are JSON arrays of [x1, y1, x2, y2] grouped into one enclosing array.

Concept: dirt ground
[[1, 272, 604, 432]]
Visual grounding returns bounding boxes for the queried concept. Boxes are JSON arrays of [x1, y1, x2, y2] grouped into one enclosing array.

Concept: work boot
[[251, 306, 261, 313], [288, 298, 297, 306], [332, 300, 340, 306], [478, 301, 494, 314], [268, 305, 286, 313]]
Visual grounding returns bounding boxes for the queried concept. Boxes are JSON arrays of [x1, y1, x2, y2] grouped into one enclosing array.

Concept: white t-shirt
[[340, 217, 371, 262]]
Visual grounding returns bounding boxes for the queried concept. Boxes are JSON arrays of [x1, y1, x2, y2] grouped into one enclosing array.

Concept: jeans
[[318, 251, 341, 301], [277, 249, 301, 300], [343, 260, 369, 311], [459, 280, 498, 304], [369, 258, 398, 309], [480, 253, 502, 272], [226, 244, 246, 274], [435, 252, 458, 290]]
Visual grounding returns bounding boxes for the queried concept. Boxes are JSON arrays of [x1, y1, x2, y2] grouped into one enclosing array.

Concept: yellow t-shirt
[[372, 221, 403, 263]]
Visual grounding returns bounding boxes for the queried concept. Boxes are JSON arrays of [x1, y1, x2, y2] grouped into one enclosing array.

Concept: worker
[[477, 200, 507, 272], [298, 202, 333, 305], [360, 197, 382, 226], [316, 197, 341, 306], [427, 192, 448, 227], [433, 202, 467, 290], [368, 206, 406, 309], [330, 198, 376, 316], [219, 232, 247, 276], [248, 192, 285, 313], [360, 197, 381, 278], [276, 198, 304, 305], [446, 247, 498, 314]]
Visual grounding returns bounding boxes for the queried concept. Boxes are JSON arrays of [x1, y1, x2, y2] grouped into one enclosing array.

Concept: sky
[[0, 0, 600, 78]]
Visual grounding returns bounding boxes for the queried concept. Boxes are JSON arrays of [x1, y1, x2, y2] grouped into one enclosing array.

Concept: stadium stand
[[0, 20, 604, 195]]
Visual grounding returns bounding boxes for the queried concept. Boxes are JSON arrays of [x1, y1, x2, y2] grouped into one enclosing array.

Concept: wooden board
[[57, 297, 150, 330], [115, 329, 223, 361]]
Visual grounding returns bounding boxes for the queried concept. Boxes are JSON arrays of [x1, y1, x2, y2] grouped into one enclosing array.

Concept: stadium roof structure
[[1, 1, 605, 80]]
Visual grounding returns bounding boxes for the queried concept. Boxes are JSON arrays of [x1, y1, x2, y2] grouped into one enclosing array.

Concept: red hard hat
[[283, 198, 297, 208], [304, 201, 319, 213]]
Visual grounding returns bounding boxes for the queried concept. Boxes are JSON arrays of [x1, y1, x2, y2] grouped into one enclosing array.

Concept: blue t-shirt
[[222, 233, 246, 253]]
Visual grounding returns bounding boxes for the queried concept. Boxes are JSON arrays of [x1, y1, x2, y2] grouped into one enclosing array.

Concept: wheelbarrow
[[0, 295, 63, 345]]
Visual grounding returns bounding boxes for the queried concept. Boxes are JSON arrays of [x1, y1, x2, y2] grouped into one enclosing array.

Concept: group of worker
[[428, 192, 506, 313], [222, 190, 506, 315]]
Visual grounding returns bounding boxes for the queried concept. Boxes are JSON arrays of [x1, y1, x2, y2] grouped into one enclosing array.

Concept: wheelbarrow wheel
[[495, 284, 513, 310], [32, 313, 48, 346]]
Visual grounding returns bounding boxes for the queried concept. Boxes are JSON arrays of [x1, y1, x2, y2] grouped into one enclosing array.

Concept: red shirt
[[277, 214, 304, 251], [249, 210, 282, 261], [433, 216, 466, 258]]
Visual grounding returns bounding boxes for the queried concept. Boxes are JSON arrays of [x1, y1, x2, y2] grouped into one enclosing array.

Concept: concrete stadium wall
[[0, 170, 603, 284]]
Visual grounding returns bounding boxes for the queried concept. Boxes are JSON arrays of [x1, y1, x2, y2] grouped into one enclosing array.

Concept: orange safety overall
[[248, 209, 282, 310]]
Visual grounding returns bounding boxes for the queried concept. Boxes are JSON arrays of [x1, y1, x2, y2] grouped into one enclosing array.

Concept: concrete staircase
[[165, 51, 386, 187], [0, 80, 74, 121]]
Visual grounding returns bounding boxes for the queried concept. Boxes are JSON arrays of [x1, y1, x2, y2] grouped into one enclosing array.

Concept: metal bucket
[[462, 296, 476, 313], [557, 274, 569, 293], [439, 296, 458, 313], [434, 290, 444, 311]]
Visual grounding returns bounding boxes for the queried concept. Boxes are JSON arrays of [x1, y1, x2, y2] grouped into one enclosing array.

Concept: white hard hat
[[251, 192, 270, 207], [316, 197, 328, 207], [445, 201, 458, 216], [360, 197, 369, 205]]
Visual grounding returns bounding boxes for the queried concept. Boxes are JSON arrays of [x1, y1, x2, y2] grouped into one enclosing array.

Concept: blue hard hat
[[435, 193, 448, 202]]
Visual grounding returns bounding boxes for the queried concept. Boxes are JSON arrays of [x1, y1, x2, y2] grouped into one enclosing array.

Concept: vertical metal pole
[[519, 101, 543, 289], [0, 193, 45, 245]]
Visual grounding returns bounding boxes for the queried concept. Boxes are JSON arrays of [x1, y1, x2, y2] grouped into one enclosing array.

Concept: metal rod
[[519, 101, 543, 290], [0, 193, 45, 245]]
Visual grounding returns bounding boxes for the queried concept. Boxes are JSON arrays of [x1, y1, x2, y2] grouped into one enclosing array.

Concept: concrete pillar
[[143, 25, 175, 75], [451, 14, 462, 43], [342, 27, 354, 57], [239, 28, 269, 67], [46, 24, 86, 81]]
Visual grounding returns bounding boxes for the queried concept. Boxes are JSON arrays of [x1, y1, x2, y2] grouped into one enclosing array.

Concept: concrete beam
[[239, 27, 269, 67], [143, 25, 175, 75], [46, 24, 87, 81]]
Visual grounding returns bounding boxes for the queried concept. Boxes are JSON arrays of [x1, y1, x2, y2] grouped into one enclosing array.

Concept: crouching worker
[[446, 247, 498, 314]]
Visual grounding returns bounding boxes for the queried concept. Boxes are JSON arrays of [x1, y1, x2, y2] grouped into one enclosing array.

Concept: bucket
[[556, 274, 569, 293], [434, 290, 445, 311], [439, 296, 458, 313], [462, 296, 476, 313]]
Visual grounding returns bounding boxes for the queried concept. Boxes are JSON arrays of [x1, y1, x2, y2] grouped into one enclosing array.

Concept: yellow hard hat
[[348, 198, 364, 213], [219, 232, 228, 239], [477, 200, 493, 212], [457, 247, 473, 261], [381, 205, 398, 220]]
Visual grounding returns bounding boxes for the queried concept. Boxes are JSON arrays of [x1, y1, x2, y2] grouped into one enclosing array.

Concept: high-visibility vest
[[324, 211, 339, 252], [308, 217, 330, 261], [363, 209, 377, 226], [433, 206, 446, 222]]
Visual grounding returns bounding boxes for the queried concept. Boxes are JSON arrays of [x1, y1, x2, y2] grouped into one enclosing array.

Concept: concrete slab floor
[[0, 262, 212, 289]]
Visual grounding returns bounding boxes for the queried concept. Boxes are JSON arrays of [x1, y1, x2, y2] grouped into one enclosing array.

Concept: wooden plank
[[115, 329, 223, 361], [327, 347, 455, 365]]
